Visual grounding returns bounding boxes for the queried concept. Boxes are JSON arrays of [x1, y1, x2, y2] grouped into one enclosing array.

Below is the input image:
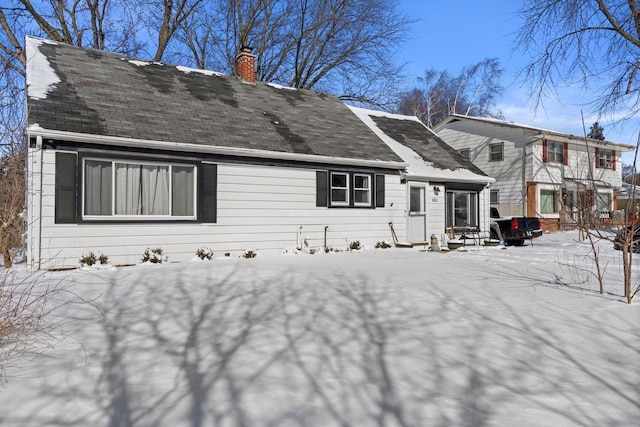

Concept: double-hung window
[[598, 149, 613, 169], [330, 172, 349, 206], [83, 159, 196, 219], [489, 142, 503, 162], [319, 171, 378, 208], [547, 142, 564, 163], [354, 174, 371, 206]]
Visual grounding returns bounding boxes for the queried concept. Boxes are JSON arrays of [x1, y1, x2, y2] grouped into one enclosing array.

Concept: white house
[[25, 37, 492, 269], [435, 115, 635, 231], [350, 108, 493, 244]]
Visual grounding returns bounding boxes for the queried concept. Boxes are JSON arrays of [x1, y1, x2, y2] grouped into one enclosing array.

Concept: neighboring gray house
[[435, 115, 635, 231], [25, 37, 491, 269]]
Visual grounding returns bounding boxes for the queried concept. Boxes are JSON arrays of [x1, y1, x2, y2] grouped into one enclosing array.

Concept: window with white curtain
[[83, 159, 195, 218]]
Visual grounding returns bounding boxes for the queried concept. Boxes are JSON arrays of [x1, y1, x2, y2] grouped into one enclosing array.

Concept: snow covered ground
[[1, 231, 639, 426]]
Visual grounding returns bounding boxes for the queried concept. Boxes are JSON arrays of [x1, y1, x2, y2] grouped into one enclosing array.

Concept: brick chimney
[[236, 46, 256, 83]]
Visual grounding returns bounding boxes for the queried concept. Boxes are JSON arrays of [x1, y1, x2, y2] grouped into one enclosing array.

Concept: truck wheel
[[513, 239, 525, 246], [490, 229, 499, 240]]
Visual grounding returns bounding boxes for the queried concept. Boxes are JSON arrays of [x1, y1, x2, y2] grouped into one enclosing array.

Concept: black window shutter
[[375, 174, 385, 208], [201, 163, 218, 223], [316, 171, 328, 207], [55, 152, 77, 224]]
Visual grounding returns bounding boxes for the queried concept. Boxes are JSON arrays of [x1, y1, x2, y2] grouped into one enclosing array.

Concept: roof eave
[[27, 127, 407, 170]]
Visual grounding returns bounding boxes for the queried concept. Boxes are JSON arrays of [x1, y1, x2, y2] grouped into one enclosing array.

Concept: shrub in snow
[[375, 240, 392, 249], [243, 249, 257, 259], [79, 251, 109, 267], [195, 247, 214, 260], [141, 248, 168, 264], [348, 241, 361, 251], [282, 247, 300, 255]]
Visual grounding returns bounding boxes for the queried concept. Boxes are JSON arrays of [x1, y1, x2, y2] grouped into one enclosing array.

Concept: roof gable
[[25, 37, 403, 164], [350, 107, 491, 183]]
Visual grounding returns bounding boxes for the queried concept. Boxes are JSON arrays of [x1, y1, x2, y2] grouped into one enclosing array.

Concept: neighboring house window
[[490, 189, 499, 204], [354, 174, 371, 206], [459, 148, 470, 160], [596, 192, 611, 212], [489, 142, 503, 162], [540, 189, 559, 214], [83, 159, 196, 218], [446, 191, 478, 228], [596, 148, 615, 169], [317, 171, 383, 208], [543, 139, 568, 165], [330, 172, 349, 205]]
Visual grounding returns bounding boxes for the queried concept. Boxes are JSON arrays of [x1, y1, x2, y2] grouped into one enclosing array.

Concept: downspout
[[523, 137, 538, 217], [36, 135, 43, 270]]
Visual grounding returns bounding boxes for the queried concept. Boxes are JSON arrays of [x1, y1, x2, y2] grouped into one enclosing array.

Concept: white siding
[[530, 141, 623, 187], [31, 152, 408, 269], [438, 128, 525, 209]]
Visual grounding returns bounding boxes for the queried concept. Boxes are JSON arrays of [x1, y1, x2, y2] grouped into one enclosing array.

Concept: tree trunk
[[1, 230, 12, 268]]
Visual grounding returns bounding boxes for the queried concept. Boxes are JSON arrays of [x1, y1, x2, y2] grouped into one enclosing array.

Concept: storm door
[[408, 184, 427, 242]]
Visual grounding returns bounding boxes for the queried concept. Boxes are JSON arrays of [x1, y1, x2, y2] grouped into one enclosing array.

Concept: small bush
[[349, 240, 361, 251], [375, 240, 392, 249], [79, 251, 109, 267], [195, 247, 214, 260], [141, 248, 168, 264], [224, 252, 231, 257], [243, 249, 257, 259]]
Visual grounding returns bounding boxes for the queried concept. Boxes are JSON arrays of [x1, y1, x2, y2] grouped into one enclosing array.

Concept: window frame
[[599, 149, 614, 169], [539, 188, 560, 215], [596, 191, 612, 212], [445, 190, 478, 228], [320, 171, 378, 208], [547, 142, 564, 164], [81, 157, 198, 221], [489, 142, 504, 162], [330, 171, 350, 206], [353, 173, 371, 206], [490, 189, 499, 205]]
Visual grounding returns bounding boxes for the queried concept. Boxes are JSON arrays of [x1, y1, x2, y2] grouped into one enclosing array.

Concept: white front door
[[408, 184, 426, 242]]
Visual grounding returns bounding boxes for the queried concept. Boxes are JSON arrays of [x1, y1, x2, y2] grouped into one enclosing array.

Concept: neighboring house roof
[[434, 114, 636, 151], [350, 107, 492, 183], [618, 183, 640, 199], [25, 36, 404, 168]]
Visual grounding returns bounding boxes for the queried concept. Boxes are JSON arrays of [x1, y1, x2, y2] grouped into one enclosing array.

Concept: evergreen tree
[[587, 121, 605, 140]]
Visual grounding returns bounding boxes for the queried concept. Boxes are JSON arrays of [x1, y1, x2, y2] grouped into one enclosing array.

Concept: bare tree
[[397, 58, 504, 127], [0, 151, 25, 268], [516, 0, 640, 120], [170, 0, 412, 106]]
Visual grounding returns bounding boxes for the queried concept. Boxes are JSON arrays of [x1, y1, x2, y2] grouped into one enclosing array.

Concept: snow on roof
[[25, 37, 61, 100], [265, 82, 298, 91], [349, 106, 493, 183], [176, 65, 223, 77]]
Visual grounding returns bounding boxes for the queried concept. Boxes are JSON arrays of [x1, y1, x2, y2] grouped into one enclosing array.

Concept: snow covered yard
[[1, 232, 639, 426]]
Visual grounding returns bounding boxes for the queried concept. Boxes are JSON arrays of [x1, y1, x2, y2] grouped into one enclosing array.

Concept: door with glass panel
[[408, 184, 427, 242]]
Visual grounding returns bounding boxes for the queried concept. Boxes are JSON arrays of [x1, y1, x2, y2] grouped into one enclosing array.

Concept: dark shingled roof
[[369, 115, 487, 176], [27, 38, 403, 163]]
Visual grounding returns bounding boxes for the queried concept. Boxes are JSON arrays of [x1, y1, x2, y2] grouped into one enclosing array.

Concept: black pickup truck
[[490, 207, 543, 246]]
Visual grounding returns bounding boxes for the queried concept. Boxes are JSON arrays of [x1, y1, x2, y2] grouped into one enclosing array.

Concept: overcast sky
[[398, 0, 639, 163]]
